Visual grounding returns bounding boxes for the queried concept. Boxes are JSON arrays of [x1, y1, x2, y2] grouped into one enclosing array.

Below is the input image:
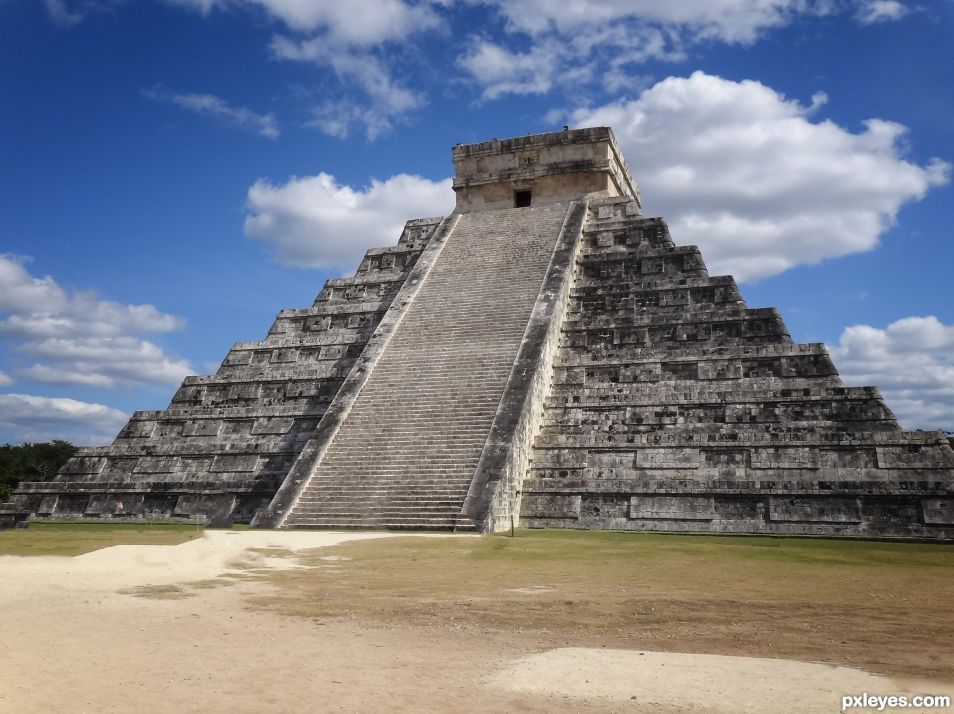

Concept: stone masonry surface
[[3, 125, 953, 538], [519, 197, 954, 538], [2, 219, 443, 526], [280, 203, 572, 530]]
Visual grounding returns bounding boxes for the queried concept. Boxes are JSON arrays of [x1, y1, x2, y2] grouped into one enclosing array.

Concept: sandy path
[[1, 532, 950, 713], [494, 648, 954, 714]]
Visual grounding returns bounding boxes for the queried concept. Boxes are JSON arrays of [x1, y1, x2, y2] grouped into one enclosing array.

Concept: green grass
[[501, 528, 954, 568], [257, 529, 954, 680], [0, 522, 204, 557], [5, 524, 954, 678]]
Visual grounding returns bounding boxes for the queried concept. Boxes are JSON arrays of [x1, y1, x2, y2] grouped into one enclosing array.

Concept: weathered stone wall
[[255, 214, 461, 528], [7, 218, 443, 526], [519, 197, 954, 538], [453, 127, 639, 213], [461, 200, 588, 532], [273, 203, 573, 530], [6, 127, 953, 538]]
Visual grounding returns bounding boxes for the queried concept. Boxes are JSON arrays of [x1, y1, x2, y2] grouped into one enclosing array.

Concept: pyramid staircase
[[5, 220, 442, 525], [276, 203, 573, 530]]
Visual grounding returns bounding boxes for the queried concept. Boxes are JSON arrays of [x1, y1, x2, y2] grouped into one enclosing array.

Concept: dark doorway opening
[[514, 190, 532, 208]]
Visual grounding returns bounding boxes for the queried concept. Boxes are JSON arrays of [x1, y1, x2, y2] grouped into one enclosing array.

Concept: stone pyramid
[[4, 127, 953, 538]]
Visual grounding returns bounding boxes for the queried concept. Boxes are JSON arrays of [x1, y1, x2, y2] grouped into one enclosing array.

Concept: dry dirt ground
[[1, 528, 953, 714]]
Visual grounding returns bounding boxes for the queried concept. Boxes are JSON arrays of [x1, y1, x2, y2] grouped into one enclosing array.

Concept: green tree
[[0, 441, 77, 501]]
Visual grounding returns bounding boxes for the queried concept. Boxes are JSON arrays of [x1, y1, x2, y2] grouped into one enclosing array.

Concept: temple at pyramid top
[[3, 126, 953, 538], [452, 127, 640, 212]]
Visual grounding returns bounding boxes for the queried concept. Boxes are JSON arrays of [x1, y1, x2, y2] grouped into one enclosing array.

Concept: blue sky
[[1, 0, 952, 444]]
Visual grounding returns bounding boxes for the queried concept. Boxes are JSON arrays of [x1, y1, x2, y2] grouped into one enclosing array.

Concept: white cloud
[[42, 0, 122, 28], [271, 39, 424, 139], [458, 0, 836, 100], [566, 72, 949, 281], [246, 73, 948, 282], [144, 86, 280, 139], [460, 1, 914, 100], [167, 0, 442, 40], [303, 101, 390, 141], [0, 394, 128, 446], [43, 0, 86, 27], [479, 0, 830, 44], [458, 40, 563, 100], [459, 25, 683, 101], [244, 173, 453, 269], [829, 316, 954, 430], [167, 1, 440, 139], [19, 338, 193, 388], [0, 370, 12, 387], [856, 0, 908, 24], [0, 255, 192, 388], [0, 255, 67, 315], [0, 255, 185, 339]]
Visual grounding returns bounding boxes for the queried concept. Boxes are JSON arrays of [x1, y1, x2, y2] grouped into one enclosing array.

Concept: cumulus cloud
[[167, 0, 442, 39], [480, 0, 829, 43], [855, 0, 908, 24], [18, 338, 193, 389], [0, 255, 185, 339], [829, 316, 954, 430], [244, 173, 454, 269], [0, 394, 128, 446], [247, 73, 947, 282], [0, 370, 12, 388], [458, 39, 571, 100], [459, 0, 836, 100], [565, 72, 949, 281], [165, 1, 441, 139], [459, 24, 681, 100], [0, 255, 192, 388], [144, 86, 280, 139], [459, 1, 915, 101]]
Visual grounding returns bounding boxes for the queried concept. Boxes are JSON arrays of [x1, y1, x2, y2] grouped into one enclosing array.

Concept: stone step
[[317, 460, 482, 468], [302, 478, 475, 487], [282, 203, 571, 529], [295, 499, 464, 517], [544, 391, 881, 406], [552, 343, 831, 366], [233, 333, 372, 350], [341, 407, 500, 414], [293, 500, 465, 510], [533, 426, 920, 441], [327, 433, 491, 442], [296, 495, 465, 503], [298, 484, 472, 493], [295, 501, 466, 510], [304, 473, 478, 482], [320, 447, 483, 455], [328, 431, 489, 439], [288, 520, 468, 529], [315, 495, 466, 502], [300, 482, 473, 489]]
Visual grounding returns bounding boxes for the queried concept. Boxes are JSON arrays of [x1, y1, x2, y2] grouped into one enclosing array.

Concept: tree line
[[0, 441, 77, 501]]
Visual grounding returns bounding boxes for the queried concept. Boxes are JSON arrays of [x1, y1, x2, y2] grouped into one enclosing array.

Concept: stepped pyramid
[[4, 127, 953, 538]]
